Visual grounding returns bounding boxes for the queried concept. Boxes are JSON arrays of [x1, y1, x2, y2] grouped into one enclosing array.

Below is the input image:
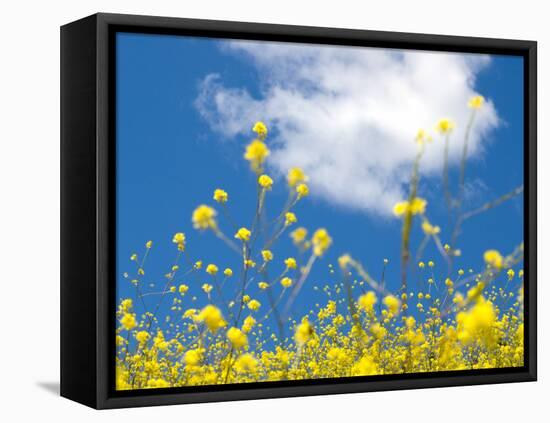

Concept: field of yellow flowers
[[116, 96, 524, 390]]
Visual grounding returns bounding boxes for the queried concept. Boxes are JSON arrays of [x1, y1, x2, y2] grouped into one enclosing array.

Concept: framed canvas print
[[60, 13, 537, 409]]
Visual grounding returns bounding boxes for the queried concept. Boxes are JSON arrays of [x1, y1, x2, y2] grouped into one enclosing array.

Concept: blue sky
[[116, 32, 524, 332]]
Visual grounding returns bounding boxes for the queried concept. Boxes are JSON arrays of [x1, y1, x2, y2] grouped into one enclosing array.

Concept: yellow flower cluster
[[117, 113, 523, 391]]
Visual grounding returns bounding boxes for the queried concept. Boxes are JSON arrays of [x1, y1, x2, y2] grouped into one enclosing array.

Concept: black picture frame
[[60, 12, 537, 409]]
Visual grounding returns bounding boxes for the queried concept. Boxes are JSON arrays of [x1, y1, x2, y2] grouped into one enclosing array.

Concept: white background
[[0, 0, 547, 421]]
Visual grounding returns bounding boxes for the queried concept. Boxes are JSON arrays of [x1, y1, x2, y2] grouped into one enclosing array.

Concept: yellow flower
[[223, 268, 233, 277], [247, 299, 261, 311], [352, 356, 377, 376], [242, 316, 256, 333], [312, 228, 332, 256], [213, 188, 228, 204], [383, 295, 400, 315], [130, 253, 138, 261], [370, 322, 387, 339], [338, 254, 352, 269], [145, 240, 153, 249], [358, 291, 377, 313], [227, 327, 248, 349], [415, 129, 429, 144], [252, 121, 268, 139], [244, 259, 256, 268], [284, 257, 297, 269], [394, 197, 427, 217], [287, 167, 308, 187], [120, 313, 137, 330], [244, 139, 270, 172], [436, 118, 455, 134], [281, 277, 293, 288], [409, 197, 427, 214], [393, 201, 409, 217], [284, 212, 297, 226], [202, 283, 213, 294], [258, 174, 273, 190], [178, 284, 189, 294], [119, 299, 133, 312], [484, 249, 504, 269], [468, 95, 485, 109], [507, 269, 515, 280], [206, 264, 218, 275], [234, 353, 257, 373], [196, 305, 226, 332], [192, 205, 217, 230], [457, 297, 496, 345], [172, 232, 186, 251], [185, 349, 202, 366], [295, 318, 314, 345], [296, 183, 309, 199], [194, 260, 203, 269], [235, 227, 251, 242], [135, 330, 150, 343], [418, 261, 425, 269], [258, 281, 269, 290], [290, 227, 308, 245], [422, 220, 440, 235], [261, 250, 274, 262]]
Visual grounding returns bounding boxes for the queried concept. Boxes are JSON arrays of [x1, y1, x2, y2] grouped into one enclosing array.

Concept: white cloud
[[195, 40, 499, 216]]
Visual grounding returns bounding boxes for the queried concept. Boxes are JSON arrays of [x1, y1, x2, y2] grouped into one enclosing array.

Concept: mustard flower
[[244, 139, 270, 172], [223, 268, 233, 277], [235, 227, 251, 242], [436, 118, 455, 134], [415, 128, 431, 144], [312, 228, 332, 256], [178, 284, 189, 294], [284, 212, 297, 226], [244, 259, 256, 268], [202, 283, 213, 294], [284, 257, 297, 269], [184, 349, 201, 366], [213, 188, 228, 204], [295, 318, 314, 345], [227, 327, 248, 349], [358, 291, 377, 313], [296, 183, 309, 199], [194, 260, 203, 269], [247, 299, 261, 311], [484, 249, 504, 269], [234, 353, 257, 373], [258, 281, 269, 290], [258, 174, 273, 190], [281, 277, 293, 288], [422, 220, 440, 235], [287, 167, 308, 187], [196, 305, 226, 332], [383, 295, 400, 315], [120, 313, 137, 330], [290, 227, 308, 245], [192, 205, 217, 230], [206, 264, 218, 275], [261, 250, 274, 262], [468, 95, 485, 109], [252, 121, 268, 139], [135, 331, 150, 344], [242, 316, 256, 333]]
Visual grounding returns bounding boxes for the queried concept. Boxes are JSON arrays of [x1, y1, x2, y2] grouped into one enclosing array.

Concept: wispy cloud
[[195, 40, 499, 216]]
